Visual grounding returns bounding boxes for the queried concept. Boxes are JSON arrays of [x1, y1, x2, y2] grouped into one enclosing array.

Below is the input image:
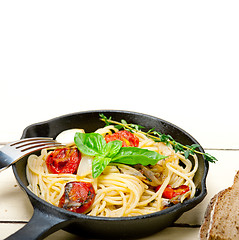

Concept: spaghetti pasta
[[26, 124, 198, 217]]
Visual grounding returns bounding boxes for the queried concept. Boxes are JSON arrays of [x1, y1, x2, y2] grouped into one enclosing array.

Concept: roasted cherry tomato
[[58, 181, 95, 213], [46, 148, 81, 174], [155, 185, 189, 199], [105, 130, 139, 147]]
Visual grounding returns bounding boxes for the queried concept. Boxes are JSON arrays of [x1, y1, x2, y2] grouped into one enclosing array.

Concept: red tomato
[[46, 148, 81, 174], [105, 130, 139, 147], [58, 181, 95, 213], [155, 185, 189, 199]]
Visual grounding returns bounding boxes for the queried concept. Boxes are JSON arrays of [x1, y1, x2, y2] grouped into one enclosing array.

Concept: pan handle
[[4, 208, 70, 240]]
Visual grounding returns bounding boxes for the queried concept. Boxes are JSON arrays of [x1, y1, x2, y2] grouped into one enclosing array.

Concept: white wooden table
[[0, 1, 239, 239]]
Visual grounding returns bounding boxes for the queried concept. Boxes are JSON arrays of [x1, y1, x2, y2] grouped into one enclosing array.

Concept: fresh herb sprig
[[99, 114, 217, 163]]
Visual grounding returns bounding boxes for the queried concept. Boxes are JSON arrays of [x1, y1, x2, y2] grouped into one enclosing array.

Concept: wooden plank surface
[[0, 224, 201, 240]]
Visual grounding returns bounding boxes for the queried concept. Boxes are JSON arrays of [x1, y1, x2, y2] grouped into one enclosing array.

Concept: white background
[[0, 0, 239, 149]]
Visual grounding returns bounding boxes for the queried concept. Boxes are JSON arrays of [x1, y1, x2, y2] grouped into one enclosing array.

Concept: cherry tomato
[[58, 181, 95, 213], [105, 130, 139, 147], [155, 185, 189, 199], [46, 148, 81, 174]]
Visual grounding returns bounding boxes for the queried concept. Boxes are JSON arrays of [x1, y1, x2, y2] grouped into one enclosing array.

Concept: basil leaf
[[74, 132, 106, 156], [92, 155, 111, 178], [102, 140, 122, 158], [111, 147, 166, 166], [74, 132, 167, 179]]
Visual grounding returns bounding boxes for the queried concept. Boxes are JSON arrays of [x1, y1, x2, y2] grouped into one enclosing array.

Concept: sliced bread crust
[[199, 192, 220, 240], [200, 171, 239, 240]]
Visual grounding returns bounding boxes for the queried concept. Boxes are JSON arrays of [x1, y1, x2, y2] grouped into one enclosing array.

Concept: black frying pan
[[7, 110, 208, 240]]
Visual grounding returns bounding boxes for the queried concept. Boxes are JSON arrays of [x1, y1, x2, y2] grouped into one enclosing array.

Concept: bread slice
[[200, 171, 239, 240]]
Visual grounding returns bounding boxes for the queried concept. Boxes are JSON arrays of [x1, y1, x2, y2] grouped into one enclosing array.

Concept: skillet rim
[[13, 109, 209, 222]]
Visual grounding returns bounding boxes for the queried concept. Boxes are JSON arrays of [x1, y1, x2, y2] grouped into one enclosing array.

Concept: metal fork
[[0, 137, 64, 172]]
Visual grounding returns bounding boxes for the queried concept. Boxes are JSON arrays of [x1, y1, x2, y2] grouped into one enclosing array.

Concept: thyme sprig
[[99, 114, 217, 163]]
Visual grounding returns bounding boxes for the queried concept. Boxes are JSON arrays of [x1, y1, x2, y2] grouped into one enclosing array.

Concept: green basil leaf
[[74, 132, 167, 179], [102, 140, 122, 158], [111, 147, 167, 165], [74, 132, 106, 156], [92, 155, 111, 178]]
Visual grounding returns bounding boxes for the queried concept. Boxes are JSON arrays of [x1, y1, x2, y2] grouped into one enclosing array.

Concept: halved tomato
[[46, 148, 81, 174], [105, 130, 139, 147], [58, 181, 95, 213]]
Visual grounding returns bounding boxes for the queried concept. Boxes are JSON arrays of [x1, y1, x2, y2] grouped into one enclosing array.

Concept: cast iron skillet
[[7, 110, 209, 240]]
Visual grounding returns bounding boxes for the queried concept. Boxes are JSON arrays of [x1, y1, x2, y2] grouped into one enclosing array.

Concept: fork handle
[[0, 151, 14, 172]]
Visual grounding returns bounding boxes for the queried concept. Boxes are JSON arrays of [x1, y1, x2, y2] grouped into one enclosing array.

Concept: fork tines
[[10, 138, 64, 152]]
